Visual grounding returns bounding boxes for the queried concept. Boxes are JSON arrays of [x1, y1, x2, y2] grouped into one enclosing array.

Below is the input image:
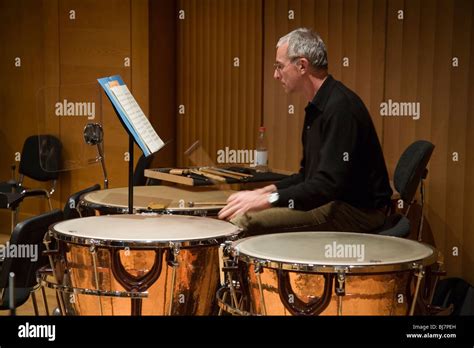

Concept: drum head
[[234, 232, 436, 273], [51, 215, 240, 247], [81, 186, 235, 212]]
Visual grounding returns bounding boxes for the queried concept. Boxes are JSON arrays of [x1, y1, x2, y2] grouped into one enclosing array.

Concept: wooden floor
[[0, 233, 58, 316]]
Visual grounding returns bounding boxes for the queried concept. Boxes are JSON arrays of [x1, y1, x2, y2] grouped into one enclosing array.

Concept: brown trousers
[[231, 200, 386, 237]]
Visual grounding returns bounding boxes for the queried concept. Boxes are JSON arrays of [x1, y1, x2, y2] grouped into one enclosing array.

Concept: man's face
[[273, 42, 301, 94]]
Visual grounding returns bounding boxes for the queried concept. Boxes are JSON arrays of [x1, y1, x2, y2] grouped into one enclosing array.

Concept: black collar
[[305, 74, 336, 113]]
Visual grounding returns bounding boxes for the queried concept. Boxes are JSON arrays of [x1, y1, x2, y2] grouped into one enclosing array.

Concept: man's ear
[[298, 58, 310, 75]]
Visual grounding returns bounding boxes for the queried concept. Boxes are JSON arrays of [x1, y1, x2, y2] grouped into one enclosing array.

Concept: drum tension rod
[[223, 242, 240, 309], [90, 242, 104, 316], [167, 242, 181, 316], [409, 264, 425, 316], [43, 231, 66, 316], [254, 262, 267, 316], [336, 270, 346, 316]]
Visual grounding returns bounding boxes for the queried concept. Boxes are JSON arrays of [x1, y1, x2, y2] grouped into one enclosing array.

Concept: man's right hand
[[226, 184, 277, 204]]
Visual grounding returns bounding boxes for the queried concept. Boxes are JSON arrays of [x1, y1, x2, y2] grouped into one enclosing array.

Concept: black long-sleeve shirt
[[275, 75, 392, 211]]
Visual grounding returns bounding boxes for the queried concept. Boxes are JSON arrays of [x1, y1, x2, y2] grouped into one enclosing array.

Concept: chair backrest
[[393, 140, 434, 203], [0, 209, 63, 289], [133, 153, 155, 186], [63, 184, 101, 220], [18, 135, 62, 182]]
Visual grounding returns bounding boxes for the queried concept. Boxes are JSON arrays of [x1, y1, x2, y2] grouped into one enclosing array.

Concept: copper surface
[[243, 265, 411, 316], [56, 242, 220, 315]]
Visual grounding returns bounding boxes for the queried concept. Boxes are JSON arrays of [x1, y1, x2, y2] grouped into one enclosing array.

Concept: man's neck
[[303, 73, 328, 102]]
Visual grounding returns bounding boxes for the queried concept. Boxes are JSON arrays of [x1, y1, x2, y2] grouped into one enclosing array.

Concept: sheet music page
[[110, 84, 164, 154]]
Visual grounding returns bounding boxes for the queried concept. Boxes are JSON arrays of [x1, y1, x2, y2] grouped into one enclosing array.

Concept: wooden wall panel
[[176, 0, 262, 167], [445, 0, 471, 283], [382, 0, 404, 173], [0, 0, 60, 231], [464, 4, 474, 286], [0, 0, 148, 233], [265, 0, 387, 172], [149, 0, 177, 168], [381, 0, 474, 284], [58, 0, 133, 207], [264, 0, 306, 173]]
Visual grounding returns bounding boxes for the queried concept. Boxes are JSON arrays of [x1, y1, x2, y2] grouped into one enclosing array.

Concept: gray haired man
[[219, 28, 392, 236]]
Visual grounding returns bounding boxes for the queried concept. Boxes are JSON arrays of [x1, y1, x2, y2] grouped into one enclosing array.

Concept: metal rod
[[168, 265, 177, 316], [409, 266, 425, 316], [91, 246, 104, 315], [417, 180, 425, 241], [337, 296, 343, 316], [55, 291, 64, 316], [10, 210, 16, 233], [168, 245, 180, 316], [256, 270, 267, 315], [336, 272, 346, 316], [227, 272, 239, 308], [47, 195, 53, 211], [41, 286, 50, 316], [43, 232, 66, 315], [9, 272, 15, 315], [31, 291, 39, 316], [218, 291, 228, 316], [128, 135, 134, 214], [97, 143, 109, 189], [218, 246, 225, 286]]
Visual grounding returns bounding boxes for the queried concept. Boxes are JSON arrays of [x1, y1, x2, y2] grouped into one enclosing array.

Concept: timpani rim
[[231, 232, 438, 274]]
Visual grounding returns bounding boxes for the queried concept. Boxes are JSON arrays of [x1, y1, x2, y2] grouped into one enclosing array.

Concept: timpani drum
[[217, 232, 437, 316], [40, 214, 240, 315], [79, 186, 236, 216]]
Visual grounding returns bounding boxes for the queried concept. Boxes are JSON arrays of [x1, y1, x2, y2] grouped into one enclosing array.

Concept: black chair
[[0, 135, 62, 232], [133, 153, 156, 186], [0, 209, 63, 314], [376, 140, 435, 238], [63, 184, 101, 220]]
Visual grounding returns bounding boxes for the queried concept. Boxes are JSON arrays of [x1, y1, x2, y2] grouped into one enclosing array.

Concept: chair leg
[[31, 291, 39, 316]]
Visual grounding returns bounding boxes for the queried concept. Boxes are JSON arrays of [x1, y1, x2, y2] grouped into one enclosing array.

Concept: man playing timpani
[[218, 28, 393, 236]]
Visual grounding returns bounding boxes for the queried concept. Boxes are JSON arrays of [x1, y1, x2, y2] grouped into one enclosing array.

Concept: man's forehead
[[276, 43, 289, 61]]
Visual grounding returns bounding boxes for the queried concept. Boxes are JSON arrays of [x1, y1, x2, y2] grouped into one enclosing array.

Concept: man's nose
[[273, 70, 280, 80]]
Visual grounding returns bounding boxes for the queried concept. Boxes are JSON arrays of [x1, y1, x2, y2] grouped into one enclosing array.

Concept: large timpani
[[40, 214, 240, 315], [79, 186, 236, 216], [217, 232, 437, 316]]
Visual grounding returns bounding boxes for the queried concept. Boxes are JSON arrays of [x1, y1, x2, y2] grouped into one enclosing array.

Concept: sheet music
[[110, 84, 164, 154]]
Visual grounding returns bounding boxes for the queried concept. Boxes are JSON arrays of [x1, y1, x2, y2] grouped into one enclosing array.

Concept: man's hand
[[218, 186, 276, 221]]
